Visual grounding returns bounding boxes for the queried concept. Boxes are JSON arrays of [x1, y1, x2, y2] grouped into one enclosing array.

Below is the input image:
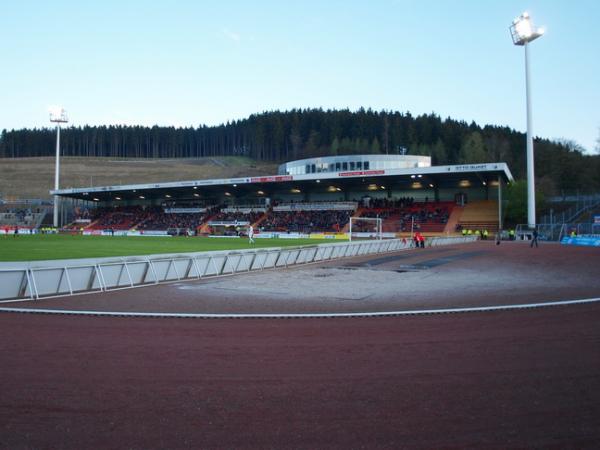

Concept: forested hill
[[1, 108, 599, 192]]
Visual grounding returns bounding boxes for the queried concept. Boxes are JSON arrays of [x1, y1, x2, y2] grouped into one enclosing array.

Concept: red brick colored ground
[[1, 241, 599, 449]]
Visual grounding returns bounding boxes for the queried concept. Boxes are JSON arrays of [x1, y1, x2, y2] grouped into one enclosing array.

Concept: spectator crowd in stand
[[83, 206, 210, 232], [64, 200, 451, 235], [136, 207, 209, 231], [210, 211, 263, 224], [358, 200, 451, 232], [261, 210, 350, 233]]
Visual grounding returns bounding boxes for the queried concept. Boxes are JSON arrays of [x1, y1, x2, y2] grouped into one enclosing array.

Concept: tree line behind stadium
[[2, 108, 599, 194]]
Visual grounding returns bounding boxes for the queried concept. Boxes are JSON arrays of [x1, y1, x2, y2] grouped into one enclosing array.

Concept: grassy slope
[[0, 234, 341, 262], [0, 157, 279, 200]]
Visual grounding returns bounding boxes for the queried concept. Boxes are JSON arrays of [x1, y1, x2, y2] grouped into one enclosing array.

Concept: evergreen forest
[[1, 108, 599, 194]]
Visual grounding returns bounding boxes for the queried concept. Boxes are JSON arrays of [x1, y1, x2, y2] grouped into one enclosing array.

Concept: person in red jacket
[[414, 232, 425, 248]]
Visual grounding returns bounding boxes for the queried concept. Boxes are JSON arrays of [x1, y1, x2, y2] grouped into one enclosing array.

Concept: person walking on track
[[530, 227, 539, 248]]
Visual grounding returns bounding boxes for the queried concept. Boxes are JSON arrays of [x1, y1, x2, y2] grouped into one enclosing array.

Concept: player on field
[[248, 224, 255, 244]]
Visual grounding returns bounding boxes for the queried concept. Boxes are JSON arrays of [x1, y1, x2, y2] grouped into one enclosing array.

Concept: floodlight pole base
[[524, 41, 536, 228], [53, 124, 61, 228]]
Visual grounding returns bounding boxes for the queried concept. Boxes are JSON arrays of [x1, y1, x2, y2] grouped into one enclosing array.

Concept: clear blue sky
[[1, 0, 599, 152]]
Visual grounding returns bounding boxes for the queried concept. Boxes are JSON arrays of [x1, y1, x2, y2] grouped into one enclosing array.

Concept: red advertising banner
[[250, 175, 293, 183], [338, 170, 385, 177]]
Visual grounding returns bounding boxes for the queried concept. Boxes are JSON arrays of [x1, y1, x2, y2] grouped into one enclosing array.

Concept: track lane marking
[[1, 297, 599, 319]]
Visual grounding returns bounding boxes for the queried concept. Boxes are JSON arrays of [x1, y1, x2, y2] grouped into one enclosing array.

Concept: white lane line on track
[[1, 297, 600, 319]]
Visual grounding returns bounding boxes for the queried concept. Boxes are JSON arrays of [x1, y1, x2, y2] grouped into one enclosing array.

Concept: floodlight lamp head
[[49, 106, 68, 123], [510, 12, 544, 45]]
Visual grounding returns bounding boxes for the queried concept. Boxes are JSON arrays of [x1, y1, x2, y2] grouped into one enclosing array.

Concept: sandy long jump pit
[[1, 240, 600, 449]]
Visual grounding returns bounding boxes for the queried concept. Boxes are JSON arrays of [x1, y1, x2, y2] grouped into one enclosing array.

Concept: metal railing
[[541, 196, 600, 225], [0, 236, 476, 302]]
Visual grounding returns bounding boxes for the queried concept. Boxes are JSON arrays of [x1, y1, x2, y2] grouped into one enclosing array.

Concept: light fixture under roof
[[165, 194, 171, 198], [115, 196, 121, 200], [139, 195, 145, 199]]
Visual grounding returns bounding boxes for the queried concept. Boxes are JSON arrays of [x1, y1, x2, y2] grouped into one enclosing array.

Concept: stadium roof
[[52, 162, 514, 203]]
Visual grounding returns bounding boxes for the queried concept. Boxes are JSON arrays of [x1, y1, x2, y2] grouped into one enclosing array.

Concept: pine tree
[[458, 131, 487, 164]]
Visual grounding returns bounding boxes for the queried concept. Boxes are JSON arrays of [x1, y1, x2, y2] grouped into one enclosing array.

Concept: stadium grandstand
[[39, 154, 514, 239], [0, 199, 53, 232]]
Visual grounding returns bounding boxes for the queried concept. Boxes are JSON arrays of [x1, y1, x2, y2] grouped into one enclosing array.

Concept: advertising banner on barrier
[[561, 236, 600, 247], [255, 233, 276, 239], [139, 230, 170, 236], [83, 230, 171, 237], [254, 232, 309, 239], [279, 233, 310, 239], [309, 233, 348, 240]]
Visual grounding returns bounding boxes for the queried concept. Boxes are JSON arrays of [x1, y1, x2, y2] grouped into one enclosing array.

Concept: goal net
[[348, 217, 383, 241]]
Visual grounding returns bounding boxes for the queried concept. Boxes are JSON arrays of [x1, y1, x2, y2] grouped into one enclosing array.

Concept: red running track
[[1, 303, 600, 449], [1, 241, 600, 448]]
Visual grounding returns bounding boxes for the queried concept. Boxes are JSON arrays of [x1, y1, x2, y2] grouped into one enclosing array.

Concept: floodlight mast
[[510, 12, 544, 228], [49, 108, 68, 228]]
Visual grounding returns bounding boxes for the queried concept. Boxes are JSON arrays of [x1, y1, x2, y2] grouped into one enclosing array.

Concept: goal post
[[348, 216, 383, 241]]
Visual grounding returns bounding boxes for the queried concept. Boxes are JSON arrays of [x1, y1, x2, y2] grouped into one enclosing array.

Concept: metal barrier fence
[[516, 223, 600, 241], [0, 236, 476, 301]]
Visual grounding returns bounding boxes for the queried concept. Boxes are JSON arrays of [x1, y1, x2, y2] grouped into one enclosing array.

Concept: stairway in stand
[[198, 213, 218, 234], [251, 211, 270, 229], [458, 200, 499, 232], [443, 205, 464, 234]]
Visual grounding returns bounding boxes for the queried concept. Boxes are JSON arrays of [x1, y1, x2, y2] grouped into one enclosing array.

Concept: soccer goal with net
[[348, 217, 383, 241]]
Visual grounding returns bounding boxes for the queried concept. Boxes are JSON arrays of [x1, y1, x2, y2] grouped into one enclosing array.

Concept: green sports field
[[0, 234, 346, 262]]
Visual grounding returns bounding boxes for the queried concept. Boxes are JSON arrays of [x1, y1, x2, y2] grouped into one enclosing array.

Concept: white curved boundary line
[[0, 297, 599, 319]]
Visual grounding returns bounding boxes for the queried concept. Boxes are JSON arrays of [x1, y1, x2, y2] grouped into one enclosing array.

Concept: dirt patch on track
[[6, 241, 599, 315]]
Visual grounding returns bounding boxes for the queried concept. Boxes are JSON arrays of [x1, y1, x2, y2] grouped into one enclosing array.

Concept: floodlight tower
[[49, 107, 68, 228], [510, 12, 544, 228]]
